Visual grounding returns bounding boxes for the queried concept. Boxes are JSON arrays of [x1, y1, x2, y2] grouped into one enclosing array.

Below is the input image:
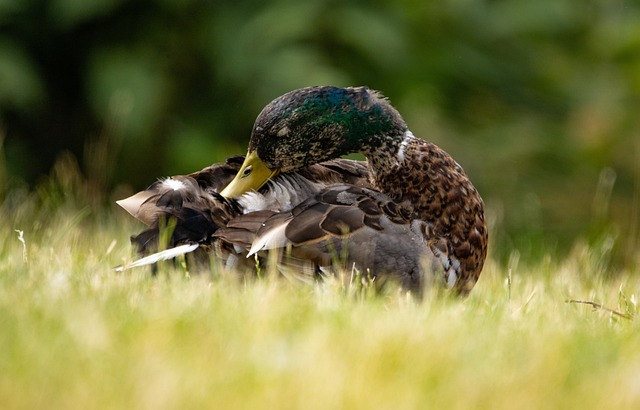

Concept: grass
[[1, 181, 640, 409]]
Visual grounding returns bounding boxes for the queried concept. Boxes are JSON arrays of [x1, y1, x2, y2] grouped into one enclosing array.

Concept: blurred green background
[[1, 0, 639, 265]]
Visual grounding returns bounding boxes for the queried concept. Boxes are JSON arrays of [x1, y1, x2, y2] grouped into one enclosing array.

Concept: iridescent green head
[[221, 86, 407, 198], [250, 86, 407, 171]]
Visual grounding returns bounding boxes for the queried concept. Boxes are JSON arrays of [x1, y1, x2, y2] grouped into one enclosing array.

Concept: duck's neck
[[364, 129, 487, 233], [363, 129, 478, 224], [362, 130, 456, 219], [361, 130, 415, 184]]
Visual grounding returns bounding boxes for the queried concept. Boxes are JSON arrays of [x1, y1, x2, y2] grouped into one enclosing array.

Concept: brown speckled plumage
[[363, 135, 487, 294]]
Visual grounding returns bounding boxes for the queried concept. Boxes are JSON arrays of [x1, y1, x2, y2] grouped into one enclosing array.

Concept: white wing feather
[[115, 243, 199, 271]]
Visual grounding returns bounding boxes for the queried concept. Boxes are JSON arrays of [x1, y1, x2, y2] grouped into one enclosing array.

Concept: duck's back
[[215, 184, 440, 296]]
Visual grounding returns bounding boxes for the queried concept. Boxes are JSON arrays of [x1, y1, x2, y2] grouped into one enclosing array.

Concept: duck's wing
[[117, 157, 244, 255], [117, 157, 371, 258], [215, 185, 440, 294], [117, 155, 244, 225]]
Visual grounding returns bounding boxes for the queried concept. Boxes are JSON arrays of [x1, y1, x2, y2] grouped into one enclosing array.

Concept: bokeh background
[[1, 0, 639, 265]]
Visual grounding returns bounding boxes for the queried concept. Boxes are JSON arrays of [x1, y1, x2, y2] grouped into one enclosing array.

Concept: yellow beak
[[220, 151, 279, 198]]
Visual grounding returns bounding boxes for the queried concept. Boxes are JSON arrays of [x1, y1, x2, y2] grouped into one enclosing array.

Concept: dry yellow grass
[[1, 183, 639, 410]]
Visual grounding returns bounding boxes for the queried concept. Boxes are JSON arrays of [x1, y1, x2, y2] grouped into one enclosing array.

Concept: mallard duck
[[119, 86, 487, 296], [215, 86, 487, 295]]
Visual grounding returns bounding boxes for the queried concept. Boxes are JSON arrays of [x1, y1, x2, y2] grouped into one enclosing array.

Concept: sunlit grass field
[[1, 174, 639, 409]]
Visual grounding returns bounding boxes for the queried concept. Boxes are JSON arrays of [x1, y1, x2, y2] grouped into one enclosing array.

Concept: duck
[[118, 86, 487, 296]]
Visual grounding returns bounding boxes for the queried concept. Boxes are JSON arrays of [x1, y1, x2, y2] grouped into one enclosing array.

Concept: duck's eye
[[242, 166, 252, 178]]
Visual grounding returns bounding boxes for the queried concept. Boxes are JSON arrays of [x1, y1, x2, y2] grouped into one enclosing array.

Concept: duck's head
[[220, 86, 407, 198]]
